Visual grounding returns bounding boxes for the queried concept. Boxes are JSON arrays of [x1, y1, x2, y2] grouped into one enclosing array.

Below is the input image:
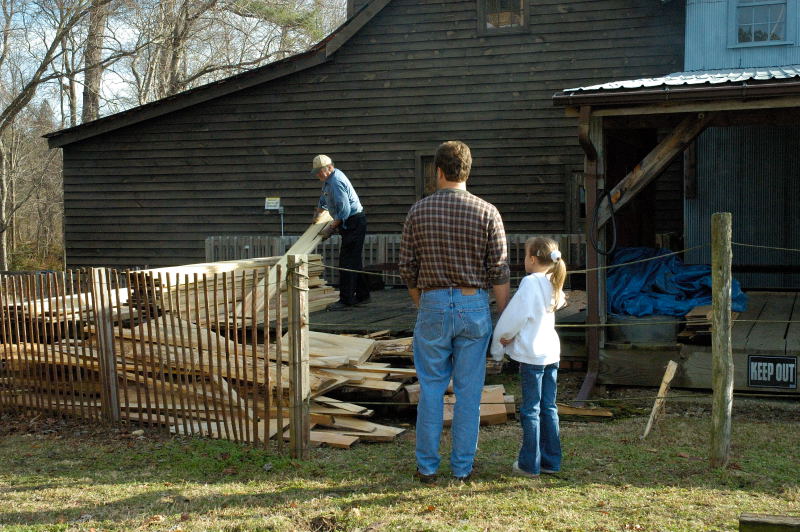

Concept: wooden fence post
[[90, 268, 120, 423], [711, 212, 733, 468], [287, 255, 310, 459]]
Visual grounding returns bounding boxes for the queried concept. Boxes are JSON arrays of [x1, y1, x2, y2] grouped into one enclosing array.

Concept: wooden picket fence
[[0, 260, 311, 455], [205, 233, 587, 287]]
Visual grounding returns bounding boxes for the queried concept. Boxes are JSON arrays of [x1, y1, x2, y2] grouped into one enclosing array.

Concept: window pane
[[485, 0, 524, 29], [753, 5, 770, 22], [771, 21, 785, 40], [738, 24, 753, 42], [737, 7, 753, 24], [753, 22, 770, 41]]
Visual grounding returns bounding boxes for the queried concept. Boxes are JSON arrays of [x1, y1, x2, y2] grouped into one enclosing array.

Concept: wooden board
[[309, 430, 359, 449], [282, 331, 376, 364]]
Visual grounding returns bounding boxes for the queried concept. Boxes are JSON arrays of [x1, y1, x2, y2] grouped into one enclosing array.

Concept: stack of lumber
[[405, 382, 511, 425], [679, 305, 740, 343], [279, 331, 414, 448], [140, 254, 337, 328]]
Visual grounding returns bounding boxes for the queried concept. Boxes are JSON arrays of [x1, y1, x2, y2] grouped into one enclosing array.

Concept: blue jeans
[[518, 362, 561, 475], [413, 288, 492, 478]]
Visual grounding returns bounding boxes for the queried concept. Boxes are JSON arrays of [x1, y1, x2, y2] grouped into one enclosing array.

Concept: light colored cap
[[311, 154, 333, 173]]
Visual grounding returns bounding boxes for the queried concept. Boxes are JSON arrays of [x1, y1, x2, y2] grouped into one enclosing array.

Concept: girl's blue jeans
[[412, 288, 491, 478], [518, 362, 562, 475]]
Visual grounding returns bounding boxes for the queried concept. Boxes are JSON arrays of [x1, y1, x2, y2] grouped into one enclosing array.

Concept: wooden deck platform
[[600, 292, 799, 394], [307, 288, 589, 340]]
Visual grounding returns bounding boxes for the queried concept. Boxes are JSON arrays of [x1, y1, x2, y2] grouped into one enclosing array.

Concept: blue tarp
[[606, 247, 748, 317]]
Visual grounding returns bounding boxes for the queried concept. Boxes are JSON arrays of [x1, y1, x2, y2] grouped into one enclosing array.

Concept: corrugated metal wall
[[685, 125, 800, 289]]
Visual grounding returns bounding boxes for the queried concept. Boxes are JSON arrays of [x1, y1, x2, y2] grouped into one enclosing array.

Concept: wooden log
[[739, 513, 800, 531], [711, 212, 733, 468]]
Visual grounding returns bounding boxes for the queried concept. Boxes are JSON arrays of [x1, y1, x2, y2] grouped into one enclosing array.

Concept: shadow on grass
[[0, 414, 798, 527]]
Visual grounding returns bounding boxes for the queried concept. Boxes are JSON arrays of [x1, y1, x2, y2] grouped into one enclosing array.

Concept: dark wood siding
[[62, 0, 685, 268]]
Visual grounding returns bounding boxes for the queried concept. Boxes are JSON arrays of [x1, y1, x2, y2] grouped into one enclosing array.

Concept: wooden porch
[[600, 292, 799, 394]]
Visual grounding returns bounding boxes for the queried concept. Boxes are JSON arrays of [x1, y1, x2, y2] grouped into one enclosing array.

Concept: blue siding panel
[[686, 0, 800, 70]]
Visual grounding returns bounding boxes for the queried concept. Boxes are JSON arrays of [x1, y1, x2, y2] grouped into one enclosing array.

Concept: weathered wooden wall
[[62, 0, 685, 268]]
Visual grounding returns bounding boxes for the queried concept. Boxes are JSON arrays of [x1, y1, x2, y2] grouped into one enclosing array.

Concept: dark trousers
[[338, 212, 370, 305]]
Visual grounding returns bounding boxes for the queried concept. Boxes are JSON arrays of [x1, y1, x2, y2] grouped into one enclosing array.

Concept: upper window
[[478, 0, 529, 34], [735, 0, 788, 43]]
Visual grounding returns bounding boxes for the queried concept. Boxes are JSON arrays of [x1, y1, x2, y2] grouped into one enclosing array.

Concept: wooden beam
[[596, 112, 713, 228]]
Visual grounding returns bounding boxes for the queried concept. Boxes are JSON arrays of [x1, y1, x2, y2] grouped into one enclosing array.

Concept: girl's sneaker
[[511, 461, 539, 478]]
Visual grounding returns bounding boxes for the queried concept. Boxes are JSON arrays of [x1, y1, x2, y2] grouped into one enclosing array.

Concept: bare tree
[[116, 0, 344, 106], [81, 0, 110, 122], [0, 0, 111, 269]]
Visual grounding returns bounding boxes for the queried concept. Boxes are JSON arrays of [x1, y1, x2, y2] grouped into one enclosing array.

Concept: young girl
[[491, 237, 566, 478]]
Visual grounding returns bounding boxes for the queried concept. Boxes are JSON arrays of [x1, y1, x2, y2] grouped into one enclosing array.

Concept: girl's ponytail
[[525, 237, 567, 311]]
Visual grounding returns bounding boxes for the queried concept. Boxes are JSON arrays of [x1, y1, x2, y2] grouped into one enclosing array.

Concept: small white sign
[[264, 197, 281, 210]]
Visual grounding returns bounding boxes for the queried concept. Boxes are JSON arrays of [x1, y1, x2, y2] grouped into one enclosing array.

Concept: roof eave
[[553, 79, 800, 109]]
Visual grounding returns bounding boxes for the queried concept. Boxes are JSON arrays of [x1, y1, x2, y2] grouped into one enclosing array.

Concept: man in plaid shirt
[[399, 140, 510, 482]]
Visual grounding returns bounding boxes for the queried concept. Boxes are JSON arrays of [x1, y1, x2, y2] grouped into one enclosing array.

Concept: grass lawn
[[1, 380, 798, 532]]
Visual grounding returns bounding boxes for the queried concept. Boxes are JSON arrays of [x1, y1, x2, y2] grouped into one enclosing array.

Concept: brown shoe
[[415, 469, 437, 484]]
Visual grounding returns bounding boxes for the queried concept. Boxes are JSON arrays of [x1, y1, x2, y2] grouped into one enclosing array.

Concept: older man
[[312, 154, 370, 310], [399, 141, 510, 482]]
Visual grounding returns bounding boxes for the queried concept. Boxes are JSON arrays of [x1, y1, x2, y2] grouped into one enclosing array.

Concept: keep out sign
[[747, 355, 797, 389]]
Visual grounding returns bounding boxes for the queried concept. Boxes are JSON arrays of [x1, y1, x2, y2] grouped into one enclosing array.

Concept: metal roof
[[563, 65, 800, 93]]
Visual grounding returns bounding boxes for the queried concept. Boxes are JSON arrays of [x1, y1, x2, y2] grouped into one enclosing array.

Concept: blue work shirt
[[317, 168, 363, 228]]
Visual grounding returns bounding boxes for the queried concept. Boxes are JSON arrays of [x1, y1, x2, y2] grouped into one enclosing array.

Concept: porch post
[[710, 212, 733, 468], [576, 107, 605, 402]]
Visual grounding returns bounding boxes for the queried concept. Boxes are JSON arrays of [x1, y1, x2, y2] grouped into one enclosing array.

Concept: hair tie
[[550, 250, 561, 262]]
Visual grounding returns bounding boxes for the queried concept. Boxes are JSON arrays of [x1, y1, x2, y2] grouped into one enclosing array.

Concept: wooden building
[[47, 0, 685, 268], [554, 0, 800, 396]]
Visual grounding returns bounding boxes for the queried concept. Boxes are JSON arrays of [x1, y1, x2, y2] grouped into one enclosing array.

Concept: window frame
[[477, 0, 530, 36], [728, 0, 796, 48]]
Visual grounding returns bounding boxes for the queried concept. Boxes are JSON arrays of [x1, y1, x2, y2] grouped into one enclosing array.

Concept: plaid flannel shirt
[[399, 188, 509, 290]]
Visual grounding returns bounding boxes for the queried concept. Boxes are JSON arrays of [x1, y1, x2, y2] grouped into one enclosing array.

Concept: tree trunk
[[81, 0, 109, 123]]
